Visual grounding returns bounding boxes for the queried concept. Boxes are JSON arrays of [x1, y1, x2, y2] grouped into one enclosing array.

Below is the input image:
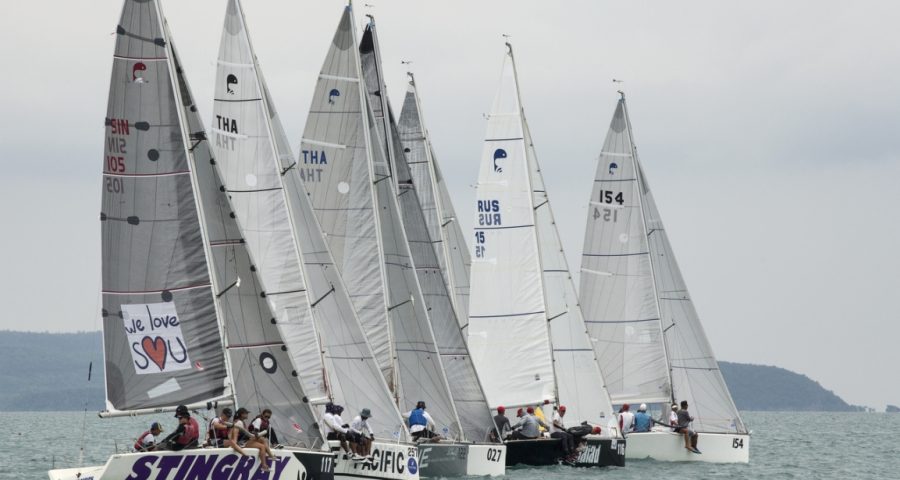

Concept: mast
[[620, 92, 675, 404]]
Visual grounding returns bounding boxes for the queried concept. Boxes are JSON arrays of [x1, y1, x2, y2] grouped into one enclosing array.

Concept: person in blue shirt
[[633, 403, 652, 432]]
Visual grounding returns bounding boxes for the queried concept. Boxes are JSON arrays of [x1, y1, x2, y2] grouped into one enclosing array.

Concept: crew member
[[404, 401, 441, 442], [349, 408, 375, 461], [490, 406, 511, 442], [160, 405, 200, 451], [510, 406, 549, 440], [551, 406, 576, 458], [134, 422, 163, 452], [208, 407, 233, 448]]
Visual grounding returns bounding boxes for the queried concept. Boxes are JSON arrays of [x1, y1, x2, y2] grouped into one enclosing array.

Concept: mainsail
[[468, 46, 557, 409], [301, 7, 459, 438], [212, 0, 405, 441], [101, 0, 230, 412], [397, 76, 472, 333], [522, 117, 614, 424], [361, 23, 493, 442], [581, 94, 746, 433]]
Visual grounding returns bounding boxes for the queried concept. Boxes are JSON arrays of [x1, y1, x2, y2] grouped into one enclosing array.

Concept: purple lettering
[[155, 455, 183, 480], [127, 455, 158, 480], [211, 454, 239, 480], [173, 455, 195, 479], [229, 456, 255, 480], [185, 455, 218, 480], [268, 457, 291, 480]]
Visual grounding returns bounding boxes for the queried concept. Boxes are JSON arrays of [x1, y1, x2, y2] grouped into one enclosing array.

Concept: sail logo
[[226, 74, 238, 94], [352, 447, 408, 475], [328, 88, 340, 104], [122, 302, 192, 375], [125, 453, 297, 480], [492, 149, 506, 173], [608, 162, 618, 175], [133, 62, 147, 83]]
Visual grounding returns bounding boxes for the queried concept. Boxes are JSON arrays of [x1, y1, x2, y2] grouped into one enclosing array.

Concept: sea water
[[3, 411, 896, 479]]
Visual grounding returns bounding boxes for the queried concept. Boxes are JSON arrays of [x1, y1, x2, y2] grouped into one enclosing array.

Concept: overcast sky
[[2, 0, 898, 410]]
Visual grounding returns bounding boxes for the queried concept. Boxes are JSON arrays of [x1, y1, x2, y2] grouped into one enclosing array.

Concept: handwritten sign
[[121, 302, 191, 375]]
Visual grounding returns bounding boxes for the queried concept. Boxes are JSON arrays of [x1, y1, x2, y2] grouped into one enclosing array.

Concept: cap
[[174, 405, 188, 418], [559, 405, 567, 412], [543, 399, 550, 405], [526, 406, 534, 414], [516, 408, 524, 417], [591, 426, 601, 434], [416, 400, 426, 409], [497, 406, 505, 414], [360, 408, 372, 418], [325, 402, 334, 414], [671, 404, 679, 411], [622, 403, 630, 411], [150, 422, 163, 431], [334, 405, 344, 414], [639, 403, 647, 412]]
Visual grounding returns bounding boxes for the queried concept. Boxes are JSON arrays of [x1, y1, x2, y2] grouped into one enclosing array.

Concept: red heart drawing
[[142, 336, 167, 371]]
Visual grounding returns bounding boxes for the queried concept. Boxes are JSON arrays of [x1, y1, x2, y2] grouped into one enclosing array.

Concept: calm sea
[[4, 411, 896, 479]]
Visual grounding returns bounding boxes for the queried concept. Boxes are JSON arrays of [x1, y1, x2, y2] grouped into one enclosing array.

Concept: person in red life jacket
[[231, 407, 274, 472], [134, 422, 163, 452], [208, 407, 233, 448], [160, 405, 200, 451], [249, 408, 281, 448]]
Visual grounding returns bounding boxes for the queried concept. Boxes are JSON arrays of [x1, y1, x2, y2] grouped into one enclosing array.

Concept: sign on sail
[[121, 302, 191, 374]]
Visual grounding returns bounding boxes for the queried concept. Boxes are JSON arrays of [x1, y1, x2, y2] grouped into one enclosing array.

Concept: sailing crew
[[323, 403, 353, 458], [349, 408, 375, 461], [231, 407, 273, 471], [404, 401, 441, 442], [676, 400, 701, 454], [134, 422, 163, 452], [160, 405, 200, 450], [510, 406, 549, 440], [550, 406, 576, 458], [534, 400, 550, 433], [490, 406, 511, 442], [633, 404, 652, 432], [669, 404, 679, 428], [249, 408, 280, 447], [208, 407, 233, 448], [618, 404, 635, 434]]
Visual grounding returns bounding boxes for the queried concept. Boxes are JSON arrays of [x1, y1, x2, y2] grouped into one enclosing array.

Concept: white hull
[[625, 430, 749, 463], [416, 442, 506, 477], [329, 440, 421, 480], [47, 447, 333, 480]]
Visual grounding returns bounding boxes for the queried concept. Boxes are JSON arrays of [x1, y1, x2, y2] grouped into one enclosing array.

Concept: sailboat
[[358, 18, 506, 476], [210, 2, 420, 479], [579, 92, 750, 463], [397, 74, 472, 336], [49, 1, 334, 478], [467, 43, 625, 468]]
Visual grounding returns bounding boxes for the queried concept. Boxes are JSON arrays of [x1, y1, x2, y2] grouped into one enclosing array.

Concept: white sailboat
[[397, 74, 472, 336], [210, 2, 420, 479], [580, 92, 750, 463], [49, 1, 334, 478], [467, 43, 625, 468], [298, 5, 503, 477], [359, 19, 505, 476]]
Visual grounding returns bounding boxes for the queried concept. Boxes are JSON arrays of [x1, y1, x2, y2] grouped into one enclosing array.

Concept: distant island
[[0, 330, 873, 412], [887, 405, 900, 413]]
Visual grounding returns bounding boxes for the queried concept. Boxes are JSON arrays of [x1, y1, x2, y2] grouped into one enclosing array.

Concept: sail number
[[486, 447, 502, 462], [321, 455, 334, 472], [593, 207, 618, 223], [597, 190, 624, 205], [105, 118, 129, 194], [732, 437, 744, 449], [474, 230, 486, 258]]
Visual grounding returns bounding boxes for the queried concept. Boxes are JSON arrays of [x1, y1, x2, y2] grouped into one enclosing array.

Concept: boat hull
[[329, 440, 421, 480], [47, 447, 334, 480], [625, 430, 750, 463], [504, 435, 625, 468], [415, 442, 506, 477]]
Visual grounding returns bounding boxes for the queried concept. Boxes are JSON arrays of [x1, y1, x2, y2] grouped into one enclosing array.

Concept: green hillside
[[0, 331, 870, 412]]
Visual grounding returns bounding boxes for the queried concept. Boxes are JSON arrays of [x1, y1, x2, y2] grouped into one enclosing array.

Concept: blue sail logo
[[608, 162, 618, 175], [328, 88, 341, 104], [226, 74, 238, 94], [493, 149, 507, 173]]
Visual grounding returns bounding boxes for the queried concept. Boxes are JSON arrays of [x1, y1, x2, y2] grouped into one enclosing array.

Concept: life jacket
[[134, 431, 151, 451], [177, 417, 200, 445], [408, 408, 427, 427], [250, 415, 269, 434], [209, 418, 229, 440]]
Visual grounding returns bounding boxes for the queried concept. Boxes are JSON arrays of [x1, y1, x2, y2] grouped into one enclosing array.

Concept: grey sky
[[1, 0, 897, 409]]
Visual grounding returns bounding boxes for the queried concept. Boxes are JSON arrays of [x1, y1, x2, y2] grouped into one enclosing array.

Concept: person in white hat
[[349, 408, 374, 462], [633, 404, 652, 432]]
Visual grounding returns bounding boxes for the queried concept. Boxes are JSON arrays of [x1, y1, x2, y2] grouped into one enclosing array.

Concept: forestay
[[523, 117, 614, 425], [362, 24, 493, 443], [468, 46, 556, 409], [398, 77, 472, 333], [357, 20, 461, 439], [213, 0, 406, 441], [100, 0, 229, 412], [579, 97, 672, 405]]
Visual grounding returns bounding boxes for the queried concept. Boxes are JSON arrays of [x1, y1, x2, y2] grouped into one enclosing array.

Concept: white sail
[[579, 97, 672, 405], [302, 7, 459, 437], [523, 118, 614, 425], [468, 46, 556, 409], [581, 94, 746, 433], [213, 0, 406, 441], [397, 78, 472, 333], [361, 24, 493, 442], [100, 0, 231, 412]]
